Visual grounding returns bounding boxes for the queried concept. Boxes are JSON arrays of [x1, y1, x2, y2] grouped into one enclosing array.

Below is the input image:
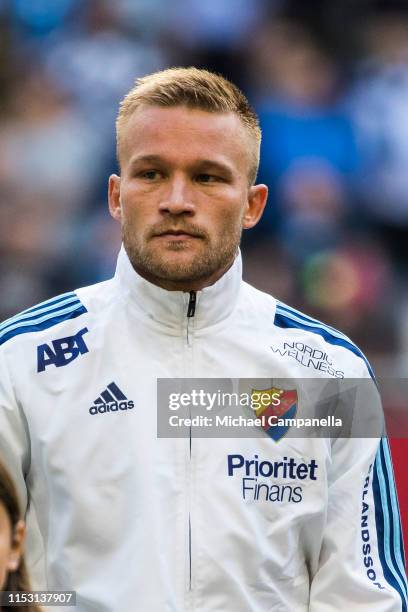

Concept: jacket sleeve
[[0, 345, 45, 588], [0, 346, 30, 511], [309, 377, 407, 611]]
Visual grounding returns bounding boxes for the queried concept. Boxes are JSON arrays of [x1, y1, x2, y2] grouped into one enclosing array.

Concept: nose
[[158, 175, 195, 216]]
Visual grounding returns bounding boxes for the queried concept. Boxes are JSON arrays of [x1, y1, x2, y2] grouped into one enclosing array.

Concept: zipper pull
[[187, 291, 196, 318]]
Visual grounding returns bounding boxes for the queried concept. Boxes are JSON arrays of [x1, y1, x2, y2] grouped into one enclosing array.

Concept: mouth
[[154, 230, 202, 239]]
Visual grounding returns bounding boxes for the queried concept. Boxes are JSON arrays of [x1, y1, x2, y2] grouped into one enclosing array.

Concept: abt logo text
[[37, 328, 89, 372]]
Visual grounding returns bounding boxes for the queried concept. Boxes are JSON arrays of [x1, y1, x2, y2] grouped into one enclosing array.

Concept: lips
[[154, 229, 201, 238], [161, 231, 192, 236]]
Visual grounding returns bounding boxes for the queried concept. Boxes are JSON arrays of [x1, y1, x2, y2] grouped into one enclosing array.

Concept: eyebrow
[[129, 155, 164, 166], [193, 159, 234, 178]]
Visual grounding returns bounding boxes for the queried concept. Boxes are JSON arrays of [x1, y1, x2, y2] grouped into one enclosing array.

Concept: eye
[[139, 169, 161, 180], [196, 173, 219, 183]]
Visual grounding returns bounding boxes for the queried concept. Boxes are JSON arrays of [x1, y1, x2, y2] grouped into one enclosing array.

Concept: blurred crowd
[[1, 0, 408, 380]]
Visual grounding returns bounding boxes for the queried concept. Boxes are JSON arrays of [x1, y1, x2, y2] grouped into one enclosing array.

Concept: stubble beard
[[123, 221, 243, 289]]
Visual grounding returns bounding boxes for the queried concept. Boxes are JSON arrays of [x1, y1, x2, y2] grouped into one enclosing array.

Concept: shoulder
[[273, 300, 374, 379], [239, 283, 373, 378], [0, 278, 113, 349]]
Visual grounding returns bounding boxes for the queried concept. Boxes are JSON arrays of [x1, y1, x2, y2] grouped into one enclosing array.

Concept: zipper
[[187, 291, 196, 318], [189, 514, 192, 590], [185, 291, 196, 606], [186, 291, 196, 347], [188, 404, 192, 594]]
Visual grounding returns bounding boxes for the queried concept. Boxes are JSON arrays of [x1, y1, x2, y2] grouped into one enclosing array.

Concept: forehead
[[119, 105, 251, 171]]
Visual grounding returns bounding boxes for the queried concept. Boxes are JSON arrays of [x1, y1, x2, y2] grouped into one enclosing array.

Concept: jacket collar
[[114, 245, 242, 330]]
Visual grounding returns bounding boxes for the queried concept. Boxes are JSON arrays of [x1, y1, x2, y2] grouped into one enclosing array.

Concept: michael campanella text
[[169, 415, 343, 428]]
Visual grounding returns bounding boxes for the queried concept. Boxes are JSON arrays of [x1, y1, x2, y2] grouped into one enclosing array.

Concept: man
[[0, 68, 406, 611]]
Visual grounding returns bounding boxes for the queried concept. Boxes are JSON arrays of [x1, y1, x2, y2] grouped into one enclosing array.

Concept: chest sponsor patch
[[37, 327, 89, 372], [270, 341, 344, 378], [227, 453, 319, 504]]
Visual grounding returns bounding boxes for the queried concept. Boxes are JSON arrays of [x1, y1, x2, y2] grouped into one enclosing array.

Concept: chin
[[157, 248, 200, 266], [157, 261, 198, 279], [152, 255, 209, 282]]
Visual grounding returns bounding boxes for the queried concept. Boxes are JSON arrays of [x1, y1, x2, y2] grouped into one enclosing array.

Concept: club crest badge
[[251, 387, 298, 442]]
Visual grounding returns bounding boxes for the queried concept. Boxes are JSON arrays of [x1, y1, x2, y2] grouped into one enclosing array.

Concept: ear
[[108, 174, 122, 222], [7, 520, 25, 572], [242, 184, 268, 229]]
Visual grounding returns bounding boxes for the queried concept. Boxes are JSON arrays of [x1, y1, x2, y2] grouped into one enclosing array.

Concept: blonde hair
[[116, 67, 261, 184]]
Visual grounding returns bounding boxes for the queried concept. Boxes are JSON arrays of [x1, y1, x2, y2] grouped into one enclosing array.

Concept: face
[[109, 105, 267, 290], [0, 503, 24, 590]]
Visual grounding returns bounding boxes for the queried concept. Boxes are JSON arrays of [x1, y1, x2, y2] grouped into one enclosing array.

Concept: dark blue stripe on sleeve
[[372, 444, 408, 610], [274, 310, 375, 380], [379, 442, 407, 590], [0, 305, 87, 346], [0, 298, 81, 334], [21, 292, 77, 315]]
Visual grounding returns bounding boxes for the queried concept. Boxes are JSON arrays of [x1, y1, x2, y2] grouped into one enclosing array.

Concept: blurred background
[[0, 0, 406, 535], [1, 0, 408, 376]]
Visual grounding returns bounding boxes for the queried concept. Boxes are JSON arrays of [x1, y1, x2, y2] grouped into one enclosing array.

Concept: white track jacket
[[0, 248, 406, 611]]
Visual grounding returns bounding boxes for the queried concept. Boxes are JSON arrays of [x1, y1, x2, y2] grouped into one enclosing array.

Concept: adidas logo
[[89, 382, 134, 416]]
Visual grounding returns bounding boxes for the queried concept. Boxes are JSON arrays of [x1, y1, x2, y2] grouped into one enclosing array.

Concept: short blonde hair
[[116, 67, 261, 185]]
